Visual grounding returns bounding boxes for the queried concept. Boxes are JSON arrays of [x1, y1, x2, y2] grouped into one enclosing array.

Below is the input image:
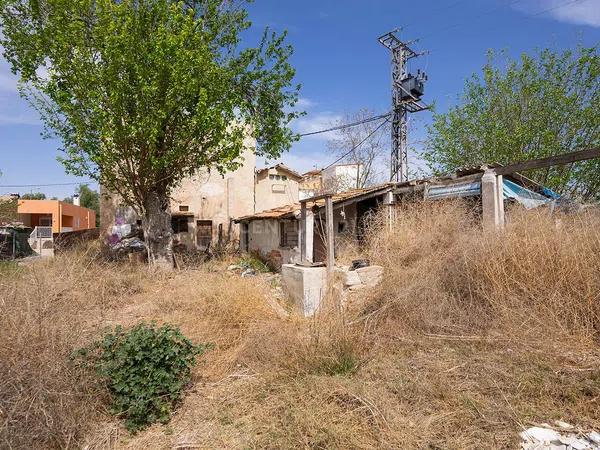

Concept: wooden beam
[[494, 148, 600, 176], [325, 196, 334, 275], [300, 202, 307, 262], [300, 192, 335, 203]]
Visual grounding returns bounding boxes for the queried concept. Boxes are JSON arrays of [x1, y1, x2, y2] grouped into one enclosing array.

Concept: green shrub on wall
[[76, 322, 211, 432], [0, 198, 17, 225]]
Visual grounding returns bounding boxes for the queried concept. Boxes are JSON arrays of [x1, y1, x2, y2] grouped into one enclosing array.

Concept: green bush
[[239, 254, 271, 273], [76, 322, 210, 432]]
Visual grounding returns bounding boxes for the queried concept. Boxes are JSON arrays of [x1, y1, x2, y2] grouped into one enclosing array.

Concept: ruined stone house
[[100, 140, 307, 251], [236, 184, 394, 268], [101, 137, 257, 250], [254, 164, 302, 212], [237, 166, 558, 268]]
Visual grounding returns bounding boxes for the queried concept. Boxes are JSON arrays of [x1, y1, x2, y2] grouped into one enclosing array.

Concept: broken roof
[[236, 183, 395, 222], [236, 162, 559, 223], [302, 169, 322, 177], [256, 163, 303, 180]]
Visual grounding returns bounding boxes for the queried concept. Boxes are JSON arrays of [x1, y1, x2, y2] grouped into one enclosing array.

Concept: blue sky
[[0, 0, 599, 198]]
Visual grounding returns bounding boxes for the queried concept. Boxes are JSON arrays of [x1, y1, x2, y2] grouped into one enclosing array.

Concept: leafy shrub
[[76, 322, 210, 432], [239, 254, 271, 273]]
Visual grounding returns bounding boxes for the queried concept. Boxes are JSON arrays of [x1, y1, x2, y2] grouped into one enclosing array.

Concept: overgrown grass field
[[1, 202, 599, 449]]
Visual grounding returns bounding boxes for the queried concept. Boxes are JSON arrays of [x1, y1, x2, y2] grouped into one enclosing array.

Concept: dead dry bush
[[241, 302, 371, 378], [5, 208, 600, 450], [365, 201, 600, 340]]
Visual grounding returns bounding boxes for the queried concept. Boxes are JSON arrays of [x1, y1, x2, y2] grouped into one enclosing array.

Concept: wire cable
[[0, 181, 94, 188], [418, 0, 589, 43], [299, 111, 392, 137], [322, 117, 390, 171]]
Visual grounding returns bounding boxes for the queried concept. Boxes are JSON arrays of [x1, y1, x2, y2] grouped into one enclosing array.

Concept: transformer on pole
[[378, 29, 429, 182]]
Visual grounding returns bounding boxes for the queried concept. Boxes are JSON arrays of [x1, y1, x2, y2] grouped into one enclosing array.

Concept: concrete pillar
[[325, 196, 334, 276], [300, 202, 306, 261], [496, 174, 505, 230], [481, 170, 504, 231], [299, 203, 314, 263], [282, 264, 327, 316]]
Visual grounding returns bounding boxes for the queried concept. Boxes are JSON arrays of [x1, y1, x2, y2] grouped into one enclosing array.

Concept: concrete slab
[[356, 265, 384, 287], [281, 264, 327, 316]]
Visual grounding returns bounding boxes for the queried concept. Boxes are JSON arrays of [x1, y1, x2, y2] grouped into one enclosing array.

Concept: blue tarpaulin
[[425, 177, 556, 209], [502, 179, 553, 209]]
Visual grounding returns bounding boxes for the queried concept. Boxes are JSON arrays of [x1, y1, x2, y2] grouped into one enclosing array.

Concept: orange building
[[17, 199, 96, 233]]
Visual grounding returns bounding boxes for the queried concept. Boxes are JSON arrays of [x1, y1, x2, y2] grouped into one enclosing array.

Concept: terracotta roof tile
[[236, 183, 395, 222]]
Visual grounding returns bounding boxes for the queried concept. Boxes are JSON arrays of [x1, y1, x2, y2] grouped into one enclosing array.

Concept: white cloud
[[293, 111, 342, 141], [515, 0, 600, 27], [296, 97, 317, 109]]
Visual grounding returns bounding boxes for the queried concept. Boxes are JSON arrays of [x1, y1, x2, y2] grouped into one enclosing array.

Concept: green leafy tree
[[77, 184, 100, 226], [424, 46, 600, 200], [20, 192, 46, 200], [0, 0, 301, 267]]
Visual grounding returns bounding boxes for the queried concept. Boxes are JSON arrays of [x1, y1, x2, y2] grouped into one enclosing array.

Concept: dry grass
[[2, 202, 600, 449], [365, 201, 600, 339]]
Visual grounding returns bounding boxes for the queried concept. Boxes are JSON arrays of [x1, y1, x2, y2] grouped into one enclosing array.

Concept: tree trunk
[[142, 187, 174, 269]]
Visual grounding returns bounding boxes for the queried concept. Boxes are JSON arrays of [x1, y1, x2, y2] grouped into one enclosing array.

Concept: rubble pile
[[335, 264, 384, 292], [521, 421, 600, 450]]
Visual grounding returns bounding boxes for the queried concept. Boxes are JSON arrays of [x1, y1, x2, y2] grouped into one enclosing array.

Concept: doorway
[[196, 220, 212, 250]]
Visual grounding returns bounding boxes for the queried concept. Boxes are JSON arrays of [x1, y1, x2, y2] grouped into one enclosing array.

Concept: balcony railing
[[31, 226, 53, 239]]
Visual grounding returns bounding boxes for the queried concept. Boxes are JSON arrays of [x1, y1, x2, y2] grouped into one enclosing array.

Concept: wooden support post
[[300, 202, 307, 262], [385, 190, 395, 232], [325, 195, 334, 275]]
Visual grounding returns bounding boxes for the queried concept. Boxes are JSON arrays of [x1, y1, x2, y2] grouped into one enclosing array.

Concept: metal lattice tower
[[378, 29, 429, 182]]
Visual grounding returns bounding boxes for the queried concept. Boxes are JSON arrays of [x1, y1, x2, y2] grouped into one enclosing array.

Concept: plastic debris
[[241, 268, 256, 277]]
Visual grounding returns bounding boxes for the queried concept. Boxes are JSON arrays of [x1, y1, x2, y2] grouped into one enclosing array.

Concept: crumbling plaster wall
[[254, 168, 300, 212], [246, 218, 300, 266], [170, 146, 256, 246], [100, 142, 256, 249]]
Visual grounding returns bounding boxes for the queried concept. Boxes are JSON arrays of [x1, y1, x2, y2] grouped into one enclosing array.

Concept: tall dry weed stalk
[[0, 245, 151, 448], [365, 200, 600, 340]]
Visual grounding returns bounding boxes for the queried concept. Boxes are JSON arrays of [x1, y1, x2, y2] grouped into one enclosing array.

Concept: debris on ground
[[334, 263, 384, 293], [521, 421, 600, 449], [111, 236, 146, 254], [241, 267, 256, 277]]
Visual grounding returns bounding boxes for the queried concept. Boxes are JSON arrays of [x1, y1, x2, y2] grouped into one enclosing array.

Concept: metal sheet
[[426, 181, 481, 199]]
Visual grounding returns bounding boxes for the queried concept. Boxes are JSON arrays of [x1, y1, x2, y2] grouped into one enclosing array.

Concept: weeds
[[75, 322, 211, 432], [2, 204, 600, 449]]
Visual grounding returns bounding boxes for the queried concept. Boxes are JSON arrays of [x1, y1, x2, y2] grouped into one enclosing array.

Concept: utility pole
[[378, 29, 429, 182]]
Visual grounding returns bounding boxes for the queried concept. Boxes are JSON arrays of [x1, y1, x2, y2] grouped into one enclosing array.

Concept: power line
[[298, 0, 589, 144], [526, 0, 590, 19], [299, 111, 392, 137], [322, 117, 391, 171], [0, 181, 94, 188], [417, 0, 588, 43]]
